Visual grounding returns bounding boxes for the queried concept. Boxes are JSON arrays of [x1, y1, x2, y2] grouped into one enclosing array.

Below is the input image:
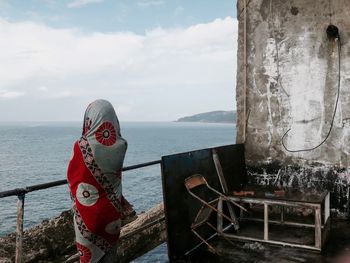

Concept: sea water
[[0, 121, 236, 262]]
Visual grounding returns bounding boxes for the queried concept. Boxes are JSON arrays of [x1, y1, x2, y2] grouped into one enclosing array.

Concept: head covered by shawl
[[67, 99, 127, 263]]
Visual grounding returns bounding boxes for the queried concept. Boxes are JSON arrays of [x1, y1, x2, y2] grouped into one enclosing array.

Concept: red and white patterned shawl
[[67, 99, 127, 263]]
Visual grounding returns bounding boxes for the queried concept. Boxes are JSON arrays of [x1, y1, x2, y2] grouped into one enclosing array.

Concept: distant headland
[[176, 110, 236, 124]]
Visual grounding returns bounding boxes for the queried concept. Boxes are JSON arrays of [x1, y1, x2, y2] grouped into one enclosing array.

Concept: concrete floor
[[184, 219, 350, 263]]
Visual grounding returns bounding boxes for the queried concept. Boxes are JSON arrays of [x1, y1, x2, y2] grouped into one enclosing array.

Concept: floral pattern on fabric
[[68, 100, 128, 262], [76, 242, 92, 263], [74, 208, 111, 252], [104, 219, 121, 235], [76, 183, 99, 207], [79, 137, 123, 212], [95, 121, 117, 146]]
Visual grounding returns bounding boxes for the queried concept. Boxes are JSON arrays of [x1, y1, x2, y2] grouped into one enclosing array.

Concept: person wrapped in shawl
[[67, 99, 132, 263]]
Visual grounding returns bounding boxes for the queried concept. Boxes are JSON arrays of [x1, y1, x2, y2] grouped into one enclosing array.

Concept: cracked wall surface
[[236, 0, 350, 214]]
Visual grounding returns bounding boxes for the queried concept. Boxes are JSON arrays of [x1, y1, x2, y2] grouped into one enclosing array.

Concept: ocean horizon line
[[0, 120, 236, 126]]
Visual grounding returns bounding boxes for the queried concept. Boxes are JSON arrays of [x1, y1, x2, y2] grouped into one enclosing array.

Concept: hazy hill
[[176, 111, 236, 123]]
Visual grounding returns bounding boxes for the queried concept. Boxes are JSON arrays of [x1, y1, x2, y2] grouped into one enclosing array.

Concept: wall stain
[[290, 6, 299, 16], [247, 163, 350, 217]]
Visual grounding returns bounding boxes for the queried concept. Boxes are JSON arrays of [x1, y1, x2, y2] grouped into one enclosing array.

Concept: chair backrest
[[161, 144, 245, 261], [184, 174, 207, 191]]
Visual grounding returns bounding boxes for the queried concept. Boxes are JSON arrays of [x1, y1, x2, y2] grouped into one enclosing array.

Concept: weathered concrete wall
[[236, 0, 350, 214]]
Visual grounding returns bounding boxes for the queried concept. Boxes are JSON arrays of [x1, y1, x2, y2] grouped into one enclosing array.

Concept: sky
[[0, 0, 238, 121]]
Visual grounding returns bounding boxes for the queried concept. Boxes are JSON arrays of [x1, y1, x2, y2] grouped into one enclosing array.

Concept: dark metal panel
[[215, 144, 247, 192], [161, 144, 246, 262], [161, 148, 217, 262]]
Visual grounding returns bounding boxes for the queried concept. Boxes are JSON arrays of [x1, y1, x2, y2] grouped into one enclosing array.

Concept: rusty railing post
[[15, 192, 25, 263]]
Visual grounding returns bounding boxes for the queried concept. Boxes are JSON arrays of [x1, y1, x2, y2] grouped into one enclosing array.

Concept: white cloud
[[67, 0, 104, 8], [0, 17, 237, 121], [116, 103, 134, 114], [38, 86, 48, 91], [0, 90, 24, 99], [137, 0, 164, 7]]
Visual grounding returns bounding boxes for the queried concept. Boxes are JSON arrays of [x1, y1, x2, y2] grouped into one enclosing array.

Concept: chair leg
[[197, 198, 239, 228], [226, 202, 240, 230], [191, 229, 219, 255], [216, 197, 239, 231], [206, 222, 236, 247], [217, 198, 223, 233]]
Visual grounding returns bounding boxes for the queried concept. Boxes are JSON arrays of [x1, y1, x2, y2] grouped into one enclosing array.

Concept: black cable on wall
[[281, 31, 341, 153]]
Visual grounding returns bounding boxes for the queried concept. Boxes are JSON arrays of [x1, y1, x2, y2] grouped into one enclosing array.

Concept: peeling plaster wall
[[236, 0, 350, 214]]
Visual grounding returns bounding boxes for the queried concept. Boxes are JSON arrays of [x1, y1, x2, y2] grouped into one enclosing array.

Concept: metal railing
[[0, 159, 161, 263]]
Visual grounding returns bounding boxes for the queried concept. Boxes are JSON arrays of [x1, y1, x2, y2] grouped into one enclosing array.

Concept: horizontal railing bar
[[0, 189, 26, 199], [122, 160, 161, 171], [0, 160, 161, 199], [25, 180, 68, 193]]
